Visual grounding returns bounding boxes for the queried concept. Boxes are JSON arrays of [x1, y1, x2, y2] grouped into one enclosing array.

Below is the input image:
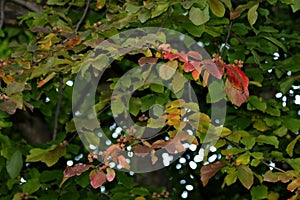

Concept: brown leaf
[[104, 144, 121, 162], [200, 161, 225, 186], [225, 79, 249, 106], [89, 169, 107, 189], [64, 164, 94, 178], [138, 57, 158, 66], [287, 179, 300, 192], [134, 144, 152, 157]]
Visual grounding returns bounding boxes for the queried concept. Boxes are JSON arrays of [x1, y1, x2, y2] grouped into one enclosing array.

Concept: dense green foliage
[[0, 0, 299, 199]]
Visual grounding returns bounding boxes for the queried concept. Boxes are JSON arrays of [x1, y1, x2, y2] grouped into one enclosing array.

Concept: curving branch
[[11, 0, 41, 12]]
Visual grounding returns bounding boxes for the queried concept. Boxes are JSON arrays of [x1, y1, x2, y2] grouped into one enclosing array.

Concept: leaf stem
[[53, 76, 64, 141], [74, 0, 90, 33]]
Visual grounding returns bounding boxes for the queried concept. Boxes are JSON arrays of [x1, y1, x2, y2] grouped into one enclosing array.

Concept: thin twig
[[0, 0, 5, 29], [74, 0, 90, 33], [11, 0, 41, 12], [53, 76, 64, 141], [261, 160, 286, 173], [220, 21, 233, 56]]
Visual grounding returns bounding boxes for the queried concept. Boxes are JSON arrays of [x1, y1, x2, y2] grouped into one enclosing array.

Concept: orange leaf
[[225, 79, 249, 106], [89, 169, 106, 189], [200, 161, 225, 186], [138, 57, 158, 66]]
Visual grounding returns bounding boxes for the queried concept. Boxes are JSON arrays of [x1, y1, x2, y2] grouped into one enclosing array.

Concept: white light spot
[[282, 102, 287, 107], [180, 179, 186, 184], [189, 144, 197, 151], [89, 144, 97, 150], [187, 129, 193, 135], [275, 92, 283, 98], [100, 186, 105, 192], [181, 191, 188, 199], [126, 146, 132, 151], [74, 111, 81, 116], [20, 177, 26, 183], [66, 80, 74, 86], [176, 163, 182, 169], [197, 42, 204, 47], [189, 161, 197, 169], [273, 52, 279, 60], [74, 154, 83, 161], [269, 162, 275, 170], [128, 151, 133, 157], [295, 95, 300, 105], [179, 157, 186, 164], [67, 160, 73, 166], [179, 34, 185, 41], [183, 143, 190, 149], [209, 146, 217, 152], [105, 140, 112, 145], [129, 171, 134, 176], [194, 154, 203, 163], [208, 154, 217, 163], [112, 133, 118, 138], [45, 97, 50, 103], [268, 69, 273, 73], [109, 123, 116, 131], [282, 96, 287, 102], [164, 136, 170, 140], [109, 162, 116, 168], [186, 184, 194, 191], [287, 71, 292, 76], [298, 110, 300, 115], [162, 153, 170, 166]]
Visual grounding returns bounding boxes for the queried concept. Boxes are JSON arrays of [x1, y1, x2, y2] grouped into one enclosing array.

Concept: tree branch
[[74, 0, 90, 33], [0, 0, 5, 29], [11, 0, 41, 12], [53, 76, 63, 141], [220, 21, 233, 56], [261, 160, 286, 173]]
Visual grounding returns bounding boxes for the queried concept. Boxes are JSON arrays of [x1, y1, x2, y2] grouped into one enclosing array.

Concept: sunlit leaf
[[237, 165, 253, 190]]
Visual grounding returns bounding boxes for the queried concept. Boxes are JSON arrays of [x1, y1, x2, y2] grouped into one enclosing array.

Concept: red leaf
[[163, 50, 179, 61], [202, 60, 223, 79], [89, 169, 106, 189], [225, 64, 249, 91], [183, 62, 195, 72], [187, 51, 202, 61], [138, 57, 158, 66], [225, 79, 249, 106], [63, 164, 94, 178], [106, 168, 116, 182], [118, 155, 130, 170], [200, 161, 225, 186]]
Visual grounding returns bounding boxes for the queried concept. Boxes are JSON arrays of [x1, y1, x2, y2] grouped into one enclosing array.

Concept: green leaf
[[241, 136, 256, 149], [47, 0, 68, 5], [273, 126, 287, 137], [248, 96, 267, 112], [263, 36, 287, 53], [237, 165, 254, 190], [279, 78, 294, 94], [111, 97, 126, 115], [151, 2, 170, 18], [256, 135, 279, 148], [291, 0, 300, 12], [138, 9, 151, 23], [129, 97, 142, 117], [224, 171, 238, 186], [116, 171, 134, 189], [6, 82, 25, 95], [247, 3, 259, 27], [209, 0, 225, 17], [207, 80, 226, 103], [22, 178, 41, 194], [282, 118, 300, 132], [189, 6, 210, 26], [158, 61, 178, 80], [172, 72, 186, 94], [250, 185, 268, 199], [286, 135, 300, 157], [130, 187, 150, 196], [6, 151, 23, 179], [236, 151, 251, 165], [26, 145, 66, 167], [147, 118, 165, 128], [125, 3, 141, 13]]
